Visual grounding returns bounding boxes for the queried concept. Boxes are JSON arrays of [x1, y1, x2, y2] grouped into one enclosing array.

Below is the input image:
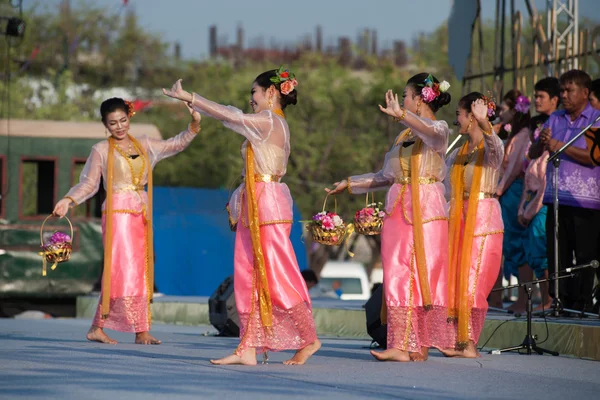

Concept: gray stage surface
[[1, 318, 598, 399]]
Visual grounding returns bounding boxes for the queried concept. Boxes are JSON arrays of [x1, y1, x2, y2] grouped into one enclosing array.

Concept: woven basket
[[307, 195, 348, 246], [354, 193, 384, 236], [40, 215, 73, 275]]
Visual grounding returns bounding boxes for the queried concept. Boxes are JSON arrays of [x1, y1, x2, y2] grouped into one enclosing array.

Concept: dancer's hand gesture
[[471, 98, 489, 123], [379, 90, 403, 119], [163, 79, 192, 103], [325, 180, 348, 195], [185, 101, 201, 123]]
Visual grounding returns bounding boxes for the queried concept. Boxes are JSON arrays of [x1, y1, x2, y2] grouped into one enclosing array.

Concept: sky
[[25, 0, 600, 60]]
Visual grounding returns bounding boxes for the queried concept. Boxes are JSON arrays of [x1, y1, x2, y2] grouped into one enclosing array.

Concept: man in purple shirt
[[530, 69, 600, 313]]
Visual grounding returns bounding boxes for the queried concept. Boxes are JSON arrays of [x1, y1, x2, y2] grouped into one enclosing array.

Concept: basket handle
[[322, 193, 337, 214], [365, 192, 375, 207], [40, 214, 74, 246]]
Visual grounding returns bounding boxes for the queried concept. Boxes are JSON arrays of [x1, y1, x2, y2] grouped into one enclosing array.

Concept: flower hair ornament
[[514, 95, 531, 114], [270, 66, 298, 95], [481, 92, 497, 119], [124, 100, 136, 118], [418, 74, 451, 103]]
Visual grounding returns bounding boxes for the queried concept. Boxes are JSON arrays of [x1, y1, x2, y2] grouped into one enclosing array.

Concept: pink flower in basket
[[322, 216, 334, 230], [310, 211, 344, 231], [46, 231, 72, 246], [355, 202, 385, 223]]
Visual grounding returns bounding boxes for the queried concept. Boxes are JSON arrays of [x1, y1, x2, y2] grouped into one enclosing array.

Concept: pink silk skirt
[[381, 183, 452, 352], [449, 198, 504, 345], [92, 192, 151, 333], [234, 219, 317, 355]]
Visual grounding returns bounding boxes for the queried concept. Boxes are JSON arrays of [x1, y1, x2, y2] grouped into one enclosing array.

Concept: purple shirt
[[542, 103, 600, 210]]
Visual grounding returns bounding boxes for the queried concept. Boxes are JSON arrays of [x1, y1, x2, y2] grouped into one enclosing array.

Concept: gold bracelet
[[191, 92, 196, 105], [64, 196, 78, 207], [188, 122, 201, 134], [393, 108, 407, 122], [482, 121, 493, 136], [346, 178, 353, 194]]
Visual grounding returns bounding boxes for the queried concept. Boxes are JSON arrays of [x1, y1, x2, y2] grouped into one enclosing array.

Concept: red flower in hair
[[124, 100, 136, 118], [280, 71, 289, 78]]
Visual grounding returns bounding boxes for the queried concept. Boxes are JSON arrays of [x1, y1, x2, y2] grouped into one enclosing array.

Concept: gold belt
[[463, 192, 494, 200], [394, 177, 438, 185], [250, 174, 282, 183], [116, 184, 145, 192]]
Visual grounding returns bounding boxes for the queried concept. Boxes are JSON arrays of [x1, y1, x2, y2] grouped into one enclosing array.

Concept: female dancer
[[53, 98, 200, 345], [327, 73, 452, 361], [443, 94, 504, 357], [163, 69, 320, 366]]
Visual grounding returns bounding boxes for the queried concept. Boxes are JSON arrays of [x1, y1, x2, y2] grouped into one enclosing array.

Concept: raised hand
[[379, 90, 403, 119], [471, 98, 489, 123], [162, 79, 192, 102], [325, 180, 348, 195], [185, 101, 201, 123]]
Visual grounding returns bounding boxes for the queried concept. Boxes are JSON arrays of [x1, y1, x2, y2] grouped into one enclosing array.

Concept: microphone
[[564, 260, 599, 273]]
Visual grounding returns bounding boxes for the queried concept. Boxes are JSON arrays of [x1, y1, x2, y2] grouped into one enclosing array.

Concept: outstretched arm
[[163, 79, 273, 144], [53, 147, 103, 217], [145, 102, 201, 165]]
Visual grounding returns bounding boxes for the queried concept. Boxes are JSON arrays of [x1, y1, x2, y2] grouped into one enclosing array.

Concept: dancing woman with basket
[[52, 98, 201, 345], [327, 73, 453, 362], [162, 68, 320, 366]]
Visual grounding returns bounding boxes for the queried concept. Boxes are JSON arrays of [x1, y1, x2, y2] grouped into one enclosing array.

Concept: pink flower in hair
[[421, 86, 437, 103], [280, 80, 296, 95]]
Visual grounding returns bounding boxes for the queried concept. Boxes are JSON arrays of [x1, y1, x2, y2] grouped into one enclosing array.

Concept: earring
[[466, 117, 473, 131], [105, 128, 108, 137], [268, 98, 273, 108], [416, 100, 422, 116]]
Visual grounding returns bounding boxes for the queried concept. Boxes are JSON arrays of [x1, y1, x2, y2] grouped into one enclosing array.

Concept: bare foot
[[210, 349, 257, 366], [135, 331, 161, 345], [440, 342, 480, 358], [86, 326, 117, 344], [284, 339, 321, 365], [370, 348, 411, 362], [409, 347, 429, 362]]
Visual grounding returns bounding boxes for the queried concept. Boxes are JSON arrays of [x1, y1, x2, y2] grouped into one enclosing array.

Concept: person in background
[[529, 70, 600, 314]]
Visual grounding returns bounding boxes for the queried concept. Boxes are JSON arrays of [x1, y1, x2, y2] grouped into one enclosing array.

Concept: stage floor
[[1, 318, 599, 399], [76, 295, 600, 361]]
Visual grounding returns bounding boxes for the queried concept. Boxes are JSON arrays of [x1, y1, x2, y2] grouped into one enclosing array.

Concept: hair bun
[[437, 92, 451, 107], [281, 90, 298, 108]]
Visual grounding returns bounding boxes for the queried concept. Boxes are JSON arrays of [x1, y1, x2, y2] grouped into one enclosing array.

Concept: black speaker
[[365, 284, 387, 348], [208, 276, 240, 337]]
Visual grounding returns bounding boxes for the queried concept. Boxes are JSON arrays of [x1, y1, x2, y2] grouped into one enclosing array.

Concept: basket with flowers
[[306, 195, 348, 246], [354, 194, 386, 235], [39, 215, 73, 276]]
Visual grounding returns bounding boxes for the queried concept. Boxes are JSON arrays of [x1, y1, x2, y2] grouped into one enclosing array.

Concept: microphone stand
[[489, 260, 598, 356], [546, 114, 600, 317]]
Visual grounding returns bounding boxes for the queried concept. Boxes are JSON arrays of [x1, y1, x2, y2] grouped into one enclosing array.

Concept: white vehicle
[[370, 268, 383, 285], [319, 261, 371, 300]]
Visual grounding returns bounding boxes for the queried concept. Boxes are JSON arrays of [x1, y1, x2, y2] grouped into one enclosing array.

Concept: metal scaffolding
[[547, 0, 579, 74]]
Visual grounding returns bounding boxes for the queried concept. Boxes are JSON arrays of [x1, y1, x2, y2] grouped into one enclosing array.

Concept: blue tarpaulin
[[153, 187, 307, 296]]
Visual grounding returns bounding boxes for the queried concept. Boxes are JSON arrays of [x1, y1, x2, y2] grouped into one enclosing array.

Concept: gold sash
[[448, 139, 485, 349], [245, 144, 273, 329]]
